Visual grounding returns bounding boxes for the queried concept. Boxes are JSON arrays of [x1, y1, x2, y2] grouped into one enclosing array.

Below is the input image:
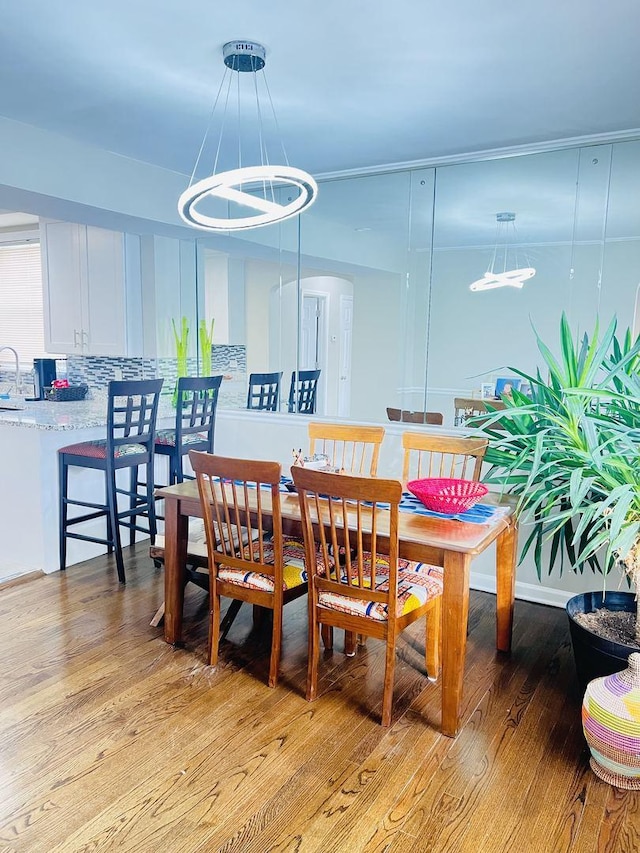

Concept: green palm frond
[[476, 312, 640, 622]]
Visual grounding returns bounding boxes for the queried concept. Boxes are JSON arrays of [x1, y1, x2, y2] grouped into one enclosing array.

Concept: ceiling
[[1, 0, 639, 178]]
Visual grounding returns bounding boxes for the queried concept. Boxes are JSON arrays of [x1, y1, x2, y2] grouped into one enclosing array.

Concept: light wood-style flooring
[[0, 547, 637, 853]]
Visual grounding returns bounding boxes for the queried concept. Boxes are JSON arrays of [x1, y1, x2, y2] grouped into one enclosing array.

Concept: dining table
[[155, 479, 518, 738]]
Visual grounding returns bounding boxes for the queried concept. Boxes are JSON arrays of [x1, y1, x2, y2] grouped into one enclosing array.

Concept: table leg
[[496, 519, 517, 653], [441, 550, 471, 738], [163, 498, 188, 646]]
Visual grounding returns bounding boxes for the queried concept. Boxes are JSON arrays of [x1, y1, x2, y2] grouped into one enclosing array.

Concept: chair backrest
[[401, 431, 488, 487], [175, 375, 223, 451], [189, 451, 283, 581], [453, 396, 506, 426], [247, 372, 283, 411], [292, 466, 402, 612], [288, 369, 321, 414], [307, 422, 385, 475], [386, 407, 443, 425], [107, 378, 164, 457]]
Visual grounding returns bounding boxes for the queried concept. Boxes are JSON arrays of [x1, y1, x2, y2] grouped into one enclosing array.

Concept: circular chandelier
[[178, 41, 318, 232], [470, 212, 536, 292]]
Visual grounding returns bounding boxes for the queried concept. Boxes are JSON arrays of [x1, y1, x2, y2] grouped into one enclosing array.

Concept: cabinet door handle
[[82, 330, 90, 347], [73, 329, 80, 348]]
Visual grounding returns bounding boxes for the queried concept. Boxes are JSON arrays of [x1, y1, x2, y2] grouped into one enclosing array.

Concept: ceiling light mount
[[179, 40, 317, 232], [222, 41, 266, 72], [470, 211, 536, 292]]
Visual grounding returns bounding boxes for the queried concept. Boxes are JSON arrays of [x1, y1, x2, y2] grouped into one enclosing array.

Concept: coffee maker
[[33, 358, 57, 400]]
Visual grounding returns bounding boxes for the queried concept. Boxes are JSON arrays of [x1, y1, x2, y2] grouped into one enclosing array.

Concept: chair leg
[[129, 466, 138, 547], [209, 589, 221, 667], [306, 597, 320, 702], [58, 454, 68, 572], [106, 512, 114, 554], [107, 467, 125, 584], [381, 633, 397, 727], [175, 450, 184, 485], [150, 601, 165, 627], [268, 600, 283, 688], [321, 623, 334, 650], [345, 631, 357, 656], [425, 596, 442, 682], [169, 450, 179, 486], [146, 459, 157, 543]]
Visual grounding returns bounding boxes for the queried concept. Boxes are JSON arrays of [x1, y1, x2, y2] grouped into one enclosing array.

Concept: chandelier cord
[[252, 57, 275, 204], [188, 67, 229, 189], [236, 57, 242, 173], [263, 71, 290, 168], [212, 65, 235, 178], [488, 218, 500, 274]]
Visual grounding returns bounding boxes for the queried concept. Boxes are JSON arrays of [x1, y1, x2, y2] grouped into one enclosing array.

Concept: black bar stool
[[246, 372, 282, 411], [287, 369, 321, 413], [58, 378, 164, 584], [154, 375, 223, 485]]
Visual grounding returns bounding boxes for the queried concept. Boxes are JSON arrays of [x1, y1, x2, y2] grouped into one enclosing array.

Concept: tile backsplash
[[64, 350, 247, 408], [67, 356, 159, 397]]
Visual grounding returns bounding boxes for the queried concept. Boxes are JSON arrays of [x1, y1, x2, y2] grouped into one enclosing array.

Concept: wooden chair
[[58, 379, 164, 584], [246, 372, 282, 411], [287, 369, 321, 414], [401, 432, 488, 488], [189, 451, 308, 687], [307, 422, 385, 475], [453, 397, 506, 427], [154, 375, 223, 485], [386, 407, 444, 425], [292, 466, 443, 726]]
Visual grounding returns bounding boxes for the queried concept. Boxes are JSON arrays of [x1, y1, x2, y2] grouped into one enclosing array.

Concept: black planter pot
[[566, 591, 638, 692]]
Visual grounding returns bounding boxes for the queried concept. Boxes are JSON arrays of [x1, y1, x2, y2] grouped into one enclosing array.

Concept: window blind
[[0, 241, 56, 367]]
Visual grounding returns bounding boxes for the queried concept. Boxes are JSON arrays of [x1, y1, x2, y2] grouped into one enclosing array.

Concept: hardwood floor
[[0, 547, 637, 853]]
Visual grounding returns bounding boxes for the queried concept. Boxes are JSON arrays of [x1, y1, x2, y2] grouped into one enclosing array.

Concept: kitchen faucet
[[0, 346, 21, 395]]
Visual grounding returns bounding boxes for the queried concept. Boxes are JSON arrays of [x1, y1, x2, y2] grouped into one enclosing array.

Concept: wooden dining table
[[155, 480, 518, 737]]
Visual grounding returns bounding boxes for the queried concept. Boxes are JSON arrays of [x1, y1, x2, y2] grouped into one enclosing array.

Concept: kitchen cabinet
[[41, 220, 142, 356]]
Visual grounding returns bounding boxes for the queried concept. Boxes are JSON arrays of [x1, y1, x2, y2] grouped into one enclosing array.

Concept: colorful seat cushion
[[155, 429, 208, 447], [59, 439, 146, 459], [317, 555, 443, 621], [216, 537, 316, 592]]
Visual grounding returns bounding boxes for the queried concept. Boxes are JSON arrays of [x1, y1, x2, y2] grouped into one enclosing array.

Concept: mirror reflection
[[1, 138, 638, 426]]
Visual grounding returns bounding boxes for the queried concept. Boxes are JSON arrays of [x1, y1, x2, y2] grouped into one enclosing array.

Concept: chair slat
[[401, 432, 488, 488]]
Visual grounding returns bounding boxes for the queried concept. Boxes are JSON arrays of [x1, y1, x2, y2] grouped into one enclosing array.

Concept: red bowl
[[407, 478, 488, 513]]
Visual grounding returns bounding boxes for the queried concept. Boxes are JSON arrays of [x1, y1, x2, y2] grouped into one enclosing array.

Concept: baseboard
[[0, 570, 45, 591], [470, 570, 572, 609]]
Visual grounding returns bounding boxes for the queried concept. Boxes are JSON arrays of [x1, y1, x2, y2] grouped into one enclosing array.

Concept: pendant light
[[178, 40, 318, 232], [470, 212, 536, 292]]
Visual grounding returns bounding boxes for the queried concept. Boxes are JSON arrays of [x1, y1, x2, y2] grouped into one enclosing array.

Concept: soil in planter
[[575, 608, 640, 650]]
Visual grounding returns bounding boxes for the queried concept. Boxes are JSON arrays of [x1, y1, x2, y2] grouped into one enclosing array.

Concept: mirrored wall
[[193, 137, 640, 427]]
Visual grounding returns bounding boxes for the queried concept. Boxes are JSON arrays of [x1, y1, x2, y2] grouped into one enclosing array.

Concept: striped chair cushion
[[217, 537, 314, 593], [155, 429, 208, 447], [59, 439, 146, 459], [317, 556, 443, 622]]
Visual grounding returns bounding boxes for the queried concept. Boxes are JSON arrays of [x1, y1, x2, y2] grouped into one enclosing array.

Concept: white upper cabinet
[[41, 220, 142, 356]]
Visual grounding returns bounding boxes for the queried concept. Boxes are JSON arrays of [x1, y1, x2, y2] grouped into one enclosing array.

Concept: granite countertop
[[0, 397, 177, 431]]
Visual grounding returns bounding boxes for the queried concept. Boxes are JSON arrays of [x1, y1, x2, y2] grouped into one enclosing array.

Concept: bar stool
[[246, 372, 282, 411], [58, 378, 164, 584], [154, 375, 223, 485], [287, 369, 321, 413]]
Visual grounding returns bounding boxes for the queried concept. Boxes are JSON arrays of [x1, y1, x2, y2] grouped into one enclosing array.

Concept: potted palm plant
[[474, 314, 640, 689]]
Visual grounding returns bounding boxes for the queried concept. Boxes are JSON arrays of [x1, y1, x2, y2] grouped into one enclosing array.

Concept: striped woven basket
[[582, 652, 640, 789]]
